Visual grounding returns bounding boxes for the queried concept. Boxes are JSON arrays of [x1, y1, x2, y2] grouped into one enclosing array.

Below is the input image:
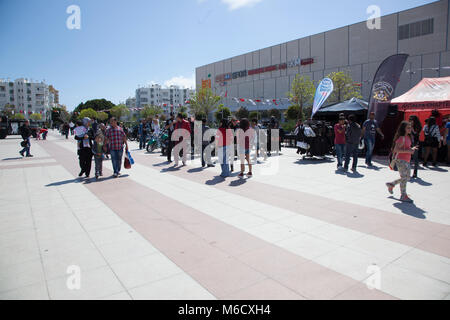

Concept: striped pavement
[[0, 130, 449, 300]]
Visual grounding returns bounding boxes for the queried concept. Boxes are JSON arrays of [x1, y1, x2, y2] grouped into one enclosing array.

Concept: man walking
[[362, 112, 385, 167], [334, 114, 346, 170], [344, 114, 362, 172], [165, 113, 175, 163], [19, 120, 33, 158], [105, 117, 129, 178], [201, 118, 214, 168], [138, 119, 148, 150]]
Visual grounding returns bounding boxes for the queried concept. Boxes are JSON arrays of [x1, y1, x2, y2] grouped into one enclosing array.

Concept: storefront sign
[[215, 57, 314, 83]]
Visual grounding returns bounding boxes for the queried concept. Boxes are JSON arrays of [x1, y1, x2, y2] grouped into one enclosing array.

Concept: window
[[399, 18, 434, 40]]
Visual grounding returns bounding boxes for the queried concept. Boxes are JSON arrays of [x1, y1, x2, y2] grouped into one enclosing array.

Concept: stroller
[[296, 121, 334, 159]]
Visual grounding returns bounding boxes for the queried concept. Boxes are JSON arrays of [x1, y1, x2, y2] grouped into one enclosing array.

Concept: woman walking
[[423, 116, 442, 167], [75, 118, 95, 178], [237, 118, 254, 177], [386, 121, 418, 203], [409, 115, 422, 178], [216, 119, 233, 178]]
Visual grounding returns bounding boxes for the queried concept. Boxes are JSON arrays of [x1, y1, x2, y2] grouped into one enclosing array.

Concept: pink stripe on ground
[[133, 152, 450, 259], [40, 139, 396, 300]]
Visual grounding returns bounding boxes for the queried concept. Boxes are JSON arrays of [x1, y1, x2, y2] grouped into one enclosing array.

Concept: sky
[[0, 0, 436, 110]]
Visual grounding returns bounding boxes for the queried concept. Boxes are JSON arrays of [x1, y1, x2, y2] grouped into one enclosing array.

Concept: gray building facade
[[195, 0, 450, 112]]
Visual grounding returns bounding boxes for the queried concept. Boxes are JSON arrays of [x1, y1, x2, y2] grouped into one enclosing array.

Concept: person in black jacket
[[19, 120, 33, 158], [75, 118, 95, 178]]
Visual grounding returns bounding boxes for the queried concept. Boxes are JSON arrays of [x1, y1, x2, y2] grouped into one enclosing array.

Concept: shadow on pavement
[[2, 157, 23, 161], [229, 178, 247, 187], [410, 177, 433, 187], [427, 166, 449, 173], [295, 158, 334, 165], [206, 176, 226, 186], [188, 167, 205, 173], [46, 178, 85, 187], [161, 166, 180, 173], [153, 161, 171, 167], [392, 201, 427, 219], [346, 171, 365, 178]]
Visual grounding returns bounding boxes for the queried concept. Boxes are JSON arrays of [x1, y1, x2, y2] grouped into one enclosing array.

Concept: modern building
[[135, 84, 195, 112], [0, 78, 56, 121], [196, 0, 450, 113]]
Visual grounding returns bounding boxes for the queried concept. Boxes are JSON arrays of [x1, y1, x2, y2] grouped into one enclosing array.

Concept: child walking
[[386, 121, 418, 203], [92, 133, 105, 180]]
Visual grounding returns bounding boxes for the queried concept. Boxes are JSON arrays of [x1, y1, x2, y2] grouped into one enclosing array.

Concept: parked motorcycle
[[146, 130, 169, 155]]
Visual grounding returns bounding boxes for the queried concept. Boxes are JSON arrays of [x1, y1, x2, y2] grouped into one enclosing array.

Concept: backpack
[[424, 125, 437, 144], [295, 125, 306, 142]]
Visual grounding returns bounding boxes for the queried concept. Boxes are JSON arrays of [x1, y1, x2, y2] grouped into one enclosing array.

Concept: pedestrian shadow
[[153, 161, 170, 167], [188, 167, 205, 173], [46, 178, 85, 187], [335, 169, 347, 176], [161, 166, 180, 173], [392, 200, 427, 220], [361, 165, 382, 171], [410, 177, 432, 187], [295, 158, 334, 165], [229, 178, 247, 187], [427, 166, 448, 173], [84, 174, 130, 184], [206, 176, 226, 186], [346, 171, 365, 179], [2, 157, 23, 161]]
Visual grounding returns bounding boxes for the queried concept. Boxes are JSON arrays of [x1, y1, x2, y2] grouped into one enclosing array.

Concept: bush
[[281, 120, 297, 133]]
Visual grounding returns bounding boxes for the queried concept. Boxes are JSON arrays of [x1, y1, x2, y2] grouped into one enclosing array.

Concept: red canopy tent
[[391, 76, 450, 135]]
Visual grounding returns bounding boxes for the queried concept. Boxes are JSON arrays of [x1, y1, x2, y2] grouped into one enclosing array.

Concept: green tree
[[288, 74, 315, 120], [268, 108, 281, 120], [189, 88, 221, 119], [235, 107, 249, 120], [30, 113, 42, 121], [261, 110, 269, 119], [12, 114, 25, 120], [74, 99, 116, 113], [110, 104, 130, 120], [249, 111, 259, 120], [285, 105, 301, 121], [214, 106, 231, 123], [140, 105, 163, 120], [97, 112, 109, 122], [1, 104, 15, 117], [327, 71, 363, 104], [79, 108, 98, 120]]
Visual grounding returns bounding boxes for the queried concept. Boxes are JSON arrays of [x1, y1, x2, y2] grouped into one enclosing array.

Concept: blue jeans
[[110, 149, 123, 175], [364, 137, 375, 164], [218, 146, 230, 177], [344, 143, 359, 170], [335, 144, 345, 167], [20, 138, 30, 156]]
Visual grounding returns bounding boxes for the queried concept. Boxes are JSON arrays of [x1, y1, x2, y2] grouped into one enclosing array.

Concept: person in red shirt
[[334, 114, 346, 170], [386, 121, 418, 203], [237, 118, 255, 177], [173, 113, 191, 166], [215, 119, 233, 178]]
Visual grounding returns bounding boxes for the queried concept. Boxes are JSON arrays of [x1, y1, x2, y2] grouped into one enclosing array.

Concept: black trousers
[[79, 148, 93, 176], [167, 140, 173, 162]]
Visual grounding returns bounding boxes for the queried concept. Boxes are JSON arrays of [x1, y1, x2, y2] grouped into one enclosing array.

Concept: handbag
[[389, 136, 406, 171], [124, 151, 132, 169], [20, 140, 28, 148]]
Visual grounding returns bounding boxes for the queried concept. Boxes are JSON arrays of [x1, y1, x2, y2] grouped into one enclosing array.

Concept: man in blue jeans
[[344, 114, 362, 172], [362, 112, 385, 167], [105, 117, 129, 178], [138, 119, 149, 150]]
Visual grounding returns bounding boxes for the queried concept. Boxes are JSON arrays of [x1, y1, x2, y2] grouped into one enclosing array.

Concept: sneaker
[[238, 172, 244, 178], [351, 167, 357, 172], [386, 183, 394, 195], [19, 151, 24, 157], [95, 175, 99, 180], [247, 172, 253, 177], [79, 171, 84, 177], [26, 155, 34, 158], [207, 164, 215, 168], [113, 173, 118, 178], [400, 195, 414, 203]]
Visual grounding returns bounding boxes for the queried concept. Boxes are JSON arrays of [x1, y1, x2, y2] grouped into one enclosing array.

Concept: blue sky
[[0, 0, 435, 110]]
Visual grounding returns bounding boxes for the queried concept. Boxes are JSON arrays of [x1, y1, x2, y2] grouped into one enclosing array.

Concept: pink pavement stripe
[[39, 139, 396, 300], [0, 163, 59, 170], [133, 152, 450, 259]]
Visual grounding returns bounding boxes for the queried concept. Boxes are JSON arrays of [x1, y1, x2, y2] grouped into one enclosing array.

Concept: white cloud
[[221, 0, 263, 10], [163, 74, 195, 89]]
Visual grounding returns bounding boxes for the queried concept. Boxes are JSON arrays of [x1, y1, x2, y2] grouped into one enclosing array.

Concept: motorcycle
[[146, 130, 169, 155]]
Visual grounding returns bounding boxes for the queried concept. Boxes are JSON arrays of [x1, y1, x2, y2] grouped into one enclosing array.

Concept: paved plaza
[[0, 130, 449, 300]]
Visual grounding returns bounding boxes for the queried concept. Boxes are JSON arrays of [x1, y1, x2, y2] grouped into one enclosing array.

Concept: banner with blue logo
[[311, 78, 334, 118]]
